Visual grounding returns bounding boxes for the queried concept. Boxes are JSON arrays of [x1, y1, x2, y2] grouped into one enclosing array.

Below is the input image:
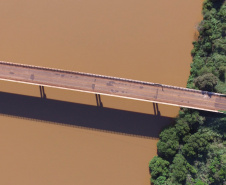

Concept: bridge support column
[[153, 103, 161, 116], [39, 86, 47, 99], [95, 94, 103, 107]]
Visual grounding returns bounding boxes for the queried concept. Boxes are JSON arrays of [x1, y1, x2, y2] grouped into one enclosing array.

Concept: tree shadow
[[0, 91, 173, 138], [201, 90, 214, 98]]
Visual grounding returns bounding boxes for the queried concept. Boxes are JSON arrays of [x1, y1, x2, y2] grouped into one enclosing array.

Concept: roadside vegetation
[[149, 0, 226, 184]]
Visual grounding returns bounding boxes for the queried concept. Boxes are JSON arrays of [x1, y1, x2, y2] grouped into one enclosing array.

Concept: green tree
[[149, 156, 169, 184], [154, 176, 167, 185], [157, 127, 179, 159], [175, 120, 190, 139], [195, 179, 206, 185], [170, 154, 188, 184], [182, 132, 211, 158], [219, 65, 226, 81], [194, 73, 218, 91], [178, 110, 205, 133]]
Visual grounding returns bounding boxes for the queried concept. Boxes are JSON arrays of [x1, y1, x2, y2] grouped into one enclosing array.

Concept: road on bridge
[[0, 61, 225, 113]]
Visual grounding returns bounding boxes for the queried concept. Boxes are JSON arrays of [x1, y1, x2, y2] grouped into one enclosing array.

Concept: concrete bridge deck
[[0, 61, 225, 113]]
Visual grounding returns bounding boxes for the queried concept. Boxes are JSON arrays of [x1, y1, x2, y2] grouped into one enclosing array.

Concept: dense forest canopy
[[149, 0, 226, 184]]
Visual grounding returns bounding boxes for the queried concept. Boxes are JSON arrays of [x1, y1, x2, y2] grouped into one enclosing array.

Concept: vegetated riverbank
[[149, 0, 226, 184]]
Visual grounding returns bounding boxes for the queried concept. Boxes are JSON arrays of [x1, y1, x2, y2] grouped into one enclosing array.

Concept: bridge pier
[[95, 94, 103, 107], [39, 86, 47, 99], [153, 103, 161, 116]]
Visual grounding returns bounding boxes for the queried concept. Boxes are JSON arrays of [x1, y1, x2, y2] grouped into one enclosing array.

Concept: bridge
[[0, 61, 225, 113]]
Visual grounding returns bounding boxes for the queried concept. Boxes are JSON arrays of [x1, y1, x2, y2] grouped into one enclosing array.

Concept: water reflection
[[0, 91, 172, 138]]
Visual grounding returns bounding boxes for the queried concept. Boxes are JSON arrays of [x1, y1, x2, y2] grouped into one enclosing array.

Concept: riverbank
[[149, 0, 226, 184]]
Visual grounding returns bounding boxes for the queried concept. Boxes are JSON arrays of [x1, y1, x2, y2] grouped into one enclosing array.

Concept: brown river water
[[0, 0, 203, 184]]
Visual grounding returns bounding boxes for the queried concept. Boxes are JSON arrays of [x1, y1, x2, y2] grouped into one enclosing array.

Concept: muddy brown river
[[0, 0, 203, 184]]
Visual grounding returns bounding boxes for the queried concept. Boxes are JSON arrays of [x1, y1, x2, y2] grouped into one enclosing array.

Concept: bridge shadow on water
[[0, 91, 173, 138]]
